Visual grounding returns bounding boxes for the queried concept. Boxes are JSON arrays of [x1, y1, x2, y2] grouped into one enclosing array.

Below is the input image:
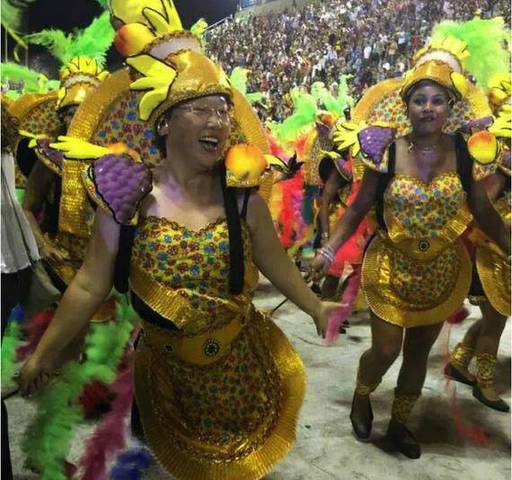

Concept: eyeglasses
[[176, 104, 232, 123]]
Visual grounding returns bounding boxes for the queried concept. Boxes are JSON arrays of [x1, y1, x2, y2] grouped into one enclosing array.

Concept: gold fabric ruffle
[[134, 308, 305, 480], [475, 246, 511, 316], [362, 235, 471, 327], [130, 264, 253, 335]]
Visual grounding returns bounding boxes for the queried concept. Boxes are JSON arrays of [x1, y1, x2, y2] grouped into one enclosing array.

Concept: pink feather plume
[[325, 266, 361, 344]]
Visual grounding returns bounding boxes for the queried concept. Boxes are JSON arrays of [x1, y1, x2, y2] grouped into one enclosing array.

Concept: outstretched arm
[[311, 168, 379, 280], [247, 193, 340, 335], [469, 178, 510, 256], [19, 209, 121, 395]]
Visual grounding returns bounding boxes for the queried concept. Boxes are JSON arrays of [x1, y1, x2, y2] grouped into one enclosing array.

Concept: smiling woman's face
[[407, 81, 450, 136], [163, 95, 232, 170]]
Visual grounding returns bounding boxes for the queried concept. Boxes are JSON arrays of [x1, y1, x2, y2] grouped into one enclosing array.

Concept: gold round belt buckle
[[203, 338, 221, 357], [418, 239, 430, 252]]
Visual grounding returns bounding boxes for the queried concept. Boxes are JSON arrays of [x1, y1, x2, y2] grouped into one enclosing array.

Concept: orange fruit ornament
[[467, 130, 498, 165], [225, 143, 269, 187]]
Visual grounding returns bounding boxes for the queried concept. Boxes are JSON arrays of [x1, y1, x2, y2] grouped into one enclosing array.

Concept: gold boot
[[444, 342, 475, 386], [473, 353, 509, 412], [387, 391, 421, 459]]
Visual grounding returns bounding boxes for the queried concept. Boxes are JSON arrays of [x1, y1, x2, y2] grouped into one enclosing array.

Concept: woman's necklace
[[407, 136, 442, 154]]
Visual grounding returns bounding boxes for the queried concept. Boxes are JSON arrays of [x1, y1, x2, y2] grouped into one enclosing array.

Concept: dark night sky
[[26, 0, 238, 31], [3, 0, 238, 77]]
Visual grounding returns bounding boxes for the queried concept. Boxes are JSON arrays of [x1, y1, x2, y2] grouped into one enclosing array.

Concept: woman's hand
[[312, 301, 343, 337], [39, 235, 69, 263], [18, 355, 54, 397], [309, 252, 332, 282]]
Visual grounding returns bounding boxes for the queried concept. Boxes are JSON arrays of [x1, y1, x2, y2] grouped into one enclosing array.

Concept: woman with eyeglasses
[[18, 11, 339, 480]]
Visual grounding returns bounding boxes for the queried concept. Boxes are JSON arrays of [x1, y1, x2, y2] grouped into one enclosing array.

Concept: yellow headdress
[[400, 36, 470, 100], [51, 0, 272, 233], [57, 56, 110, 110], [331, 29, 494, 181], [23, 11, 114, 112], [109, 0, 231, 131]]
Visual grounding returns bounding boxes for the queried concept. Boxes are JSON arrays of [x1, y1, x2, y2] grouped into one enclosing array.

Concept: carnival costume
[[45, 1, 305, 478], [331, 30, 504, 431], [438, 17, 511, 410], [11, 13, 114, 293]]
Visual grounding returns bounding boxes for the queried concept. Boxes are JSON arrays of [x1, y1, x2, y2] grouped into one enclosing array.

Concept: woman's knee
[[371, 341, 401, 365]]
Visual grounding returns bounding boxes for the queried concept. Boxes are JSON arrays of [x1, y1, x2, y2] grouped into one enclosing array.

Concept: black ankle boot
[[387, 422, 421, 459], [473, 384, 510, 412], [350, 394, 373, 441]]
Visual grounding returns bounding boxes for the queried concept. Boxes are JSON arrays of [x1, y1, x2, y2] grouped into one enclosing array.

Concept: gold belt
[[378, 230, 455, 260], [140, 314, 247, 366]]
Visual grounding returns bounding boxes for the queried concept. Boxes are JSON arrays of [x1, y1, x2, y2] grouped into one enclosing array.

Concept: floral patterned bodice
[[383, 171, 471, 241], [130, 216, 258, 333]]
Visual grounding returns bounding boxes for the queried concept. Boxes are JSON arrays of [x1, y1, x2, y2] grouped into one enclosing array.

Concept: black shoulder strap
[[375, 143, 396, 230], [240, 189, 251, 220], [454, 132, 473, 201], [114, 224, 136, 294]]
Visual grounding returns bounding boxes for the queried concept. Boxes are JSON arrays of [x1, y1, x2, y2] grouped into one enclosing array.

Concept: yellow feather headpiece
[[56, 56, 109, 110]]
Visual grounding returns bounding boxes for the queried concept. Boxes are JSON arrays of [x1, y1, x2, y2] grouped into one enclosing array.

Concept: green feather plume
[[431, 16, 510, 91], [22, 292, 135, 480], [95, 0, 110, 9], [1, 0, 38, 34], [1, 62, 59, 94], [229, 67, 265, 104], [270, 87, 318, 144], [1, 322, 21, 390], [24, 11, 115, 67]]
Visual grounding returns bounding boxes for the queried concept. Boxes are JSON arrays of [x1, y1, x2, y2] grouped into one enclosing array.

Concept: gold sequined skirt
[[362, 235, 471, 327], [134, 307, 305, 480], [476, 246, 511, 316]]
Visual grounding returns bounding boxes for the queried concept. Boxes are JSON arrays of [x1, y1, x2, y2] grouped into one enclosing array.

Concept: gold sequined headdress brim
[[9, 91, 63, 154]]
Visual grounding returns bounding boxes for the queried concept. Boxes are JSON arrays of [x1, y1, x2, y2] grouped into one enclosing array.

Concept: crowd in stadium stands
[[206, 0, 511, 123]]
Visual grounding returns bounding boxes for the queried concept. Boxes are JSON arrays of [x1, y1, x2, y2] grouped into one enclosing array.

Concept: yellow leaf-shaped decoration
[[19, 129, 40, 140], [137, 87, 171, 121], [162, 0, 183, 30], [264, 154, 287, 169], [50, 136, 112, 160], [142, 0, 182, 35], [143, 8, 173, 35], [126, 54, 177, 121], [489, 106, 512, 139], [319, 149, 341, 160], [332, 120, 366, 157]]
